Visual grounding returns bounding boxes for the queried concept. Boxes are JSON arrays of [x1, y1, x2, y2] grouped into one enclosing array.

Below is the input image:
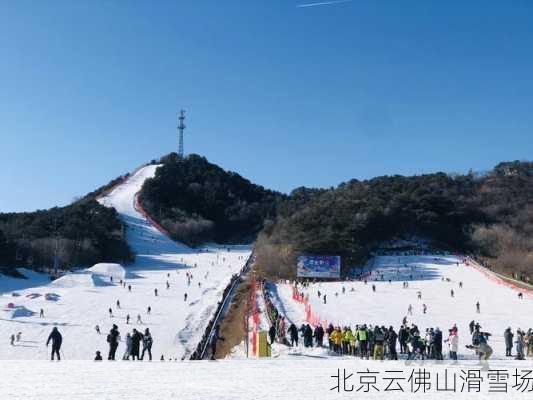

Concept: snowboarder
[[126, 314, 130, 324], [140, 328, 153, 361], [106, 324, 120, 361], [166, 281, 170, 290], [46, 327, 63, 361], [518, 292, 523, 300], [16, 332, 21, 342], [94, 351, 103, 361], [372, 284, 376, 293], [128, 285, 131, 292], [459, 281, 463, 288], [417, 291, 422, 300], [323, 294, 327, 304]]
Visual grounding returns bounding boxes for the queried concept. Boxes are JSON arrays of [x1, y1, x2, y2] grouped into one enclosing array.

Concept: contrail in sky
[[296, 0, 353, 8]]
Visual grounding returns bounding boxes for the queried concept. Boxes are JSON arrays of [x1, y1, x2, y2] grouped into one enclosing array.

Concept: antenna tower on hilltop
[[177, 109, 186, 160]]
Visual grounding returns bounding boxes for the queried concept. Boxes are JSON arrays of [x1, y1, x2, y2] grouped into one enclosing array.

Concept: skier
[[154, 288, 158, 297], [10, 334, 15, 346], [95, 325, 101, 334], [417, 291, 422, 300], [39, 308, 44, 318], [387, 326, 398, 360], [515, 329, 525, 360], [184, 293, 188, 302], [476, 301, 480, 313], [422, 304, 427, 314], [140, 328, 153, 361], [108, 308, 113, 318], [46, 327, 62, 361], [288, 323, 298, 347], [116, 300, 121, 309], [147, 306, 151, 314], [450, 289, 454, 298], [123, 333, 132, 360], [444, 329, 459, 361], [130, 329, 142, 361], [407, 304, 413, 315], [268, 325, 276, 345], [106, 324, 120, 361], [137, 314, 142, 324], [315, 325, 325, 347], [504, 327, 514, 357]]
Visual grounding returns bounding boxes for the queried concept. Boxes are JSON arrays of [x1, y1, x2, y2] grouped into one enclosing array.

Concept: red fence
[[465, 257, 533, 297], [291, 286, 327, 328]]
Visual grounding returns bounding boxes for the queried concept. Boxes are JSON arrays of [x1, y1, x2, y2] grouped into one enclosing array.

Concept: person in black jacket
[[387, 326, 398, 360], [268, 325, 276, 345], [315, 325, 325, 347], [46, 327, 62, 361], [131, 329, 142, 360], [288, 323, 298, 347], [107, 324, 120, 360], [140, 328, 153, 361]]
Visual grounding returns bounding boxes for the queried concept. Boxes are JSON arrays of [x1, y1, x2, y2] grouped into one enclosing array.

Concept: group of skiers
[[503, 326, 533, 360], [103, 324, 153, 361]]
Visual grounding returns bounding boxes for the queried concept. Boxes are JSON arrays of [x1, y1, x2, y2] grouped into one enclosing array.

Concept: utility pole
[[177, 109, 186, 160]]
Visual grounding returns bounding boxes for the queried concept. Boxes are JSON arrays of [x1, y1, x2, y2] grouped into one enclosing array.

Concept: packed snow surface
[[1, 359, 532, 400], [0, 164, 251, 359], [271, 255, 533, 359]]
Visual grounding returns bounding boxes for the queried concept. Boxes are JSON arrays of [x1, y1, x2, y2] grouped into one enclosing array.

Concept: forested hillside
[[0, 199, 132, 277], [139, 153, 284, 246], [255, 161, 533, 280]]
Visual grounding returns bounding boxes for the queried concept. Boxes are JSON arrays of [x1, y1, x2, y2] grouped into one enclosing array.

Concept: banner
[[296, 255, 341, 279]]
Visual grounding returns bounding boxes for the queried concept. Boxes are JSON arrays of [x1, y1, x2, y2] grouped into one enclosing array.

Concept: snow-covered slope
[[0, 164, 251, 360], [269, 255, 533, 359]]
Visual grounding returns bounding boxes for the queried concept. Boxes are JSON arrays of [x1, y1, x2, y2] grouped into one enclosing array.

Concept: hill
[[139, 153, 284, 246], [255, 161, 533, 280]]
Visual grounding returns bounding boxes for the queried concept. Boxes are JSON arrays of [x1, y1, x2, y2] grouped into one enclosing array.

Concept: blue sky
[[1, 1, 532, 212]]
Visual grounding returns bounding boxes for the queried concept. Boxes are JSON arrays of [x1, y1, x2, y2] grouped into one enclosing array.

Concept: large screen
[[296, 255, 341, 278]]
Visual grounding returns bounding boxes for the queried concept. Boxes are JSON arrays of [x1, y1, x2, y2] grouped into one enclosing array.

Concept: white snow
[[0, 164, 251, 360], [269, 255, 533, 360], [1, 359, 533, 400]]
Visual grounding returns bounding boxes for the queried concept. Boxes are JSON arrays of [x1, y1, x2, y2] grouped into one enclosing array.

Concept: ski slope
[[0, 164, 251, 360], [269, 255, 533, 359]]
